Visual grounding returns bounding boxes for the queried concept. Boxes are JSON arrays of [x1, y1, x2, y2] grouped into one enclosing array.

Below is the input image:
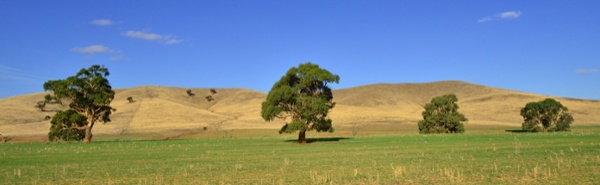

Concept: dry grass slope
[[1, 81, 598, 139], [332, 81, 600, 128]]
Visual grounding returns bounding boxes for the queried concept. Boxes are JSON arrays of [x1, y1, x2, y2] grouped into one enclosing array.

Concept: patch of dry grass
[[1, 81, 598, 140]]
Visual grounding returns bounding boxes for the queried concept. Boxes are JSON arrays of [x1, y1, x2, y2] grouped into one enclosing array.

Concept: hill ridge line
[[1, 80, 598, 138]]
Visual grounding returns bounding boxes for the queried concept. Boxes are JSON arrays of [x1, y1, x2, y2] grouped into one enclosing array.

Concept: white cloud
[[90, 19, 114, 26], [122, 31, 163, 41], [576, 69, 599, 74], [477, 17, 493, 23], [477, 10, 522, 23], [122, 30, 183, 45], [71, 45, 122, 61], [498, 11, 521, 19], [71, 45, 116, 54]]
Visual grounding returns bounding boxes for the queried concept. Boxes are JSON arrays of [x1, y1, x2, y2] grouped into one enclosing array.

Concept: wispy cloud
[[71, 45, 117, 54], [477, 17, 493, 23], [71, 45, 122, 60], [122, 30, 183, 45], [90, 19, 115, 26], [122, 31, 162, 40], [477, 11, 522, 23], [498, 11, 521, 19], [576, 69, 599, 74], [164, 37, 183, 45], [110, 55, 124, 61], [0, 65, 43, 84]]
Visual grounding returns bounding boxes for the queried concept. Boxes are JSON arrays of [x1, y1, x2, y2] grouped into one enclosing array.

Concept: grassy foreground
[[1, 128, 600, 184]]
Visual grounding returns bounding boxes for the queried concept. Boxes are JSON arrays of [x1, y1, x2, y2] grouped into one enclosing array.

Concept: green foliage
[[44, 94, 53, 102], [48, 110, 86, 142], [43, 65, 115, 142], [210, 89, 217, 94], [43, 94, 62, 105], [35, 94, 60, 111], [205, 95, 214, 102], [261, 62, 339, 142], [418, 94, 468, 134], [520, 98, 573, 132], [127, 96, 134, 103], [35, 101, 46, 111], [186, 89, 195, 96]]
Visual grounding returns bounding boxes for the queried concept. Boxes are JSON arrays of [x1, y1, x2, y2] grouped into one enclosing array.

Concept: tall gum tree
[[261, 62, 340, 143], [43, 65, 115, 143]]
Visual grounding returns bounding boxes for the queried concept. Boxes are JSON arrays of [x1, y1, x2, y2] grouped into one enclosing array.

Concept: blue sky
[[1, 1, 599, 100]]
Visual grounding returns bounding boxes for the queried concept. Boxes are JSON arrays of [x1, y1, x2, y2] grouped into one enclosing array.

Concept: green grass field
[[2, 126, 600, 184]]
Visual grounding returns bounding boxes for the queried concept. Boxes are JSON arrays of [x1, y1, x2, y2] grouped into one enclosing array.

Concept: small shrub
[[186, 89, 195, 96], [35, 101, 46, 111], [352, 122, 359, 136]]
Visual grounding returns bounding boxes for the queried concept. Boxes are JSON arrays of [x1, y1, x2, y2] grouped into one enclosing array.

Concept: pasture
[[1, 126, 600, 184]]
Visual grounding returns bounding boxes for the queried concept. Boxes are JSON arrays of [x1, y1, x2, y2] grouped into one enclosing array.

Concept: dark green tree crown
[[520, 98, 573, 132], [48, 110, 86, 142], [418, 94, 468, 134], [43, 65, 114, 124], [422, 94, 460, 115], [261, 62, 339, 134]]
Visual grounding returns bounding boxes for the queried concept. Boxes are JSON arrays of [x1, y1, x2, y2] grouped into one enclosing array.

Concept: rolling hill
[[1, 81, 598, 140]]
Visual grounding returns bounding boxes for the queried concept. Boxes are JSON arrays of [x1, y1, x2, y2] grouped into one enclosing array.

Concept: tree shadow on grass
[[505, 130, 532, 133], [284, 137, 351, 144]]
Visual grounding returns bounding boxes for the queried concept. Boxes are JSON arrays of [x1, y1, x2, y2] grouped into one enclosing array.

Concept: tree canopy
[[43, 65, 115, 143], [520, 98, 573, 132], [261, 62, 340, 143], [418, 94, 468, 134]]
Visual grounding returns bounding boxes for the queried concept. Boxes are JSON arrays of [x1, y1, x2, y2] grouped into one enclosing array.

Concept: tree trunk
[[83, 126, 93, 143], [298, 130, 307, 144]]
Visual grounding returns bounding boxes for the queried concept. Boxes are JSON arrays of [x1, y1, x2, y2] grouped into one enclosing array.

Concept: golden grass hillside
[[331, 81, 600, 128], [1, 81, 598, 139]]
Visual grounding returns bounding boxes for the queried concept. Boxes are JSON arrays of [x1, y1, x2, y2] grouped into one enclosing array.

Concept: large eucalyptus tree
[[44, 65, 115, 143], [261, 62, 340, 143]]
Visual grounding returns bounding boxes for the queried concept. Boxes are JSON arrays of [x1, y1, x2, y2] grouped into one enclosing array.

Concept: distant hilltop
[[1, 81, 599, 138]]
